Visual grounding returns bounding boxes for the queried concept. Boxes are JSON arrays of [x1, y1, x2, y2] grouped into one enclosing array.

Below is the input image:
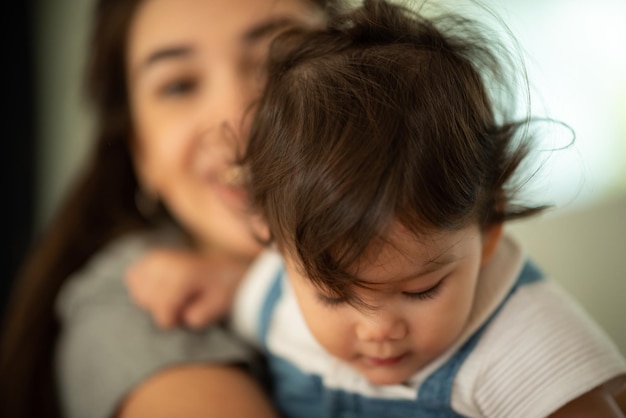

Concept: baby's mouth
[[363, 353, 407, 367]]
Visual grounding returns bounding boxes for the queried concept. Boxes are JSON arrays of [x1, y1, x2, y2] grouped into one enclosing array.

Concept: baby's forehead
[[341, 223, 465, 286], [283, 221, 479, 296]]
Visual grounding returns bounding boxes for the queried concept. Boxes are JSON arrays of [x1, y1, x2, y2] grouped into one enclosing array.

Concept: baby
[[127, 1, 626, 416]]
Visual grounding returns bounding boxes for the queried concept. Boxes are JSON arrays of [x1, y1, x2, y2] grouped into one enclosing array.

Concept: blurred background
[[4, 0, 625, 354]]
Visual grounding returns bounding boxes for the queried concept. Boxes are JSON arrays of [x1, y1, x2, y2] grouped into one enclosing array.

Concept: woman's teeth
[[220, 165, 246, 188]]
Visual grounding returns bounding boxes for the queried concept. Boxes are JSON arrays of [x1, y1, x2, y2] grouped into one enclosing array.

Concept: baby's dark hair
[[245, 0, 548, 300]]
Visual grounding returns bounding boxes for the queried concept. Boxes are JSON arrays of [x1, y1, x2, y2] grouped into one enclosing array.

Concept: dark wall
[[3, 1, 36, 319]]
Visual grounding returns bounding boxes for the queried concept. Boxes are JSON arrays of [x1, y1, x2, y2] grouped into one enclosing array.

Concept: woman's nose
[[215, 72, 260, 139], [355, 312, 407, 342], [195, 72, 259, 156]]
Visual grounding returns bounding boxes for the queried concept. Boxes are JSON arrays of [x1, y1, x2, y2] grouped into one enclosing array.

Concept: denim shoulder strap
[[258, 266, 285, 349], [418, 259, 544, 409]]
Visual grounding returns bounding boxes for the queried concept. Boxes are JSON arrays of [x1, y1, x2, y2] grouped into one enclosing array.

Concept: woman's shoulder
[[79, 225, 187, 281], [54, 225, 257, 418], [56, 225, 186, 318]]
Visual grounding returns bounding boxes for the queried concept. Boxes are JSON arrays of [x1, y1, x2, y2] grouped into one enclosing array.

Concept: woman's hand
[[125, 248, 248, 329]]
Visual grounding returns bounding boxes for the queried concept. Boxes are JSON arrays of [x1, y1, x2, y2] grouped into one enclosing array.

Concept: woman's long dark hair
[[1, 1, 147, 416], [0, 0, 337, 416]]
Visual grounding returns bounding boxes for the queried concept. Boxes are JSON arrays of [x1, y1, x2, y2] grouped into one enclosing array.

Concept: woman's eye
[[242, 57, 259, 74], [241, 50, 268, 80], [158, 78, 197, 98], [402, 279, 444, 301]]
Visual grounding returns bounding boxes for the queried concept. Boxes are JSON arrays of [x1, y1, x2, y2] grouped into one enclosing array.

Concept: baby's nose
[[356, 313, 407, 342]]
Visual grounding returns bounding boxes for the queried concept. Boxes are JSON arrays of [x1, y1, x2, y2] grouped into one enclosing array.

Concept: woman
[[0, 0, 332, 417]]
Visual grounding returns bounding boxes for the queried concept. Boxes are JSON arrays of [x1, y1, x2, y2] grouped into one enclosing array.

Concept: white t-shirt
[[231, 235, 626, 417]]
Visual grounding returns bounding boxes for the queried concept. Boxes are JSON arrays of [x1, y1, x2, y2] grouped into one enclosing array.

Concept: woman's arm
[[615, 387, 626, 414], [549, 385, 624, 418], [118, 365, 277, 418], [56, 233, 269, 418]]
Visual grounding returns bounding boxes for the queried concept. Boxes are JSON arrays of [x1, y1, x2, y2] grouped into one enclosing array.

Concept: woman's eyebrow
[[242, 17, 299, 45], [132, 17, 296, 78], [132, 45, 193, 81], [144, 46, 192, 66]]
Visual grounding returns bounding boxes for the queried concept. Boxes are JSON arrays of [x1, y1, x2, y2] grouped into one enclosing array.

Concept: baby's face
[[285, 221, 501, 385]]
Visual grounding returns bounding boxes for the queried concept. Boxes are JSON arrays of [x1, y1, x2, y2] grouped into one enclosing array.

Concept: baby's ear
[[481, 223, 503, 265]]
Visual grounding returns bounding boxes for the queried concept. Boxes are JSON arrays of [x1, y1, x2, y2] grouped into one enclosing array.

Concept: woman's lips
[[203, 164, 249, 208], [214, 182, 248, 208]]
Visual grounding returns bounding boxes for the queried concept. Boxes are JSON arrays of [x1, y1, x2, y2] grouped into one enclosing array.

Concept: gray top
[[55, 227, 257, 418]]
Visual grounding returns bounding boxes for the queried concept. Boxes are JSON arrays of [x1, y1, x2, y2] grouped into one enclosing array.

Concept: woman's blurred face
[[127, 0, 323, 259]]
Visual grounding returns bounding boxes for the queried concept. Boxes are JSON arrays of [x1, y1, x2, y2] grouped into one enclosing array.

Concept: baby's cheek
[[290, 279, 354, 357], [312, 315, 354, 359]]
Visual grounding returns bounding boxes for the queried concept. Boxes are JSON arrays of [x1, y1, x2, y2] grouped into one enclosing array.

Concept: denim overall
[[259, 261, 543, 418]]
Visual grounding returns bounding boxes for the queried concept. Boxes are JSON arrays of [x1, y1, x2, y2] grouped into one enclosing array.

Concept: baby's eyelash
[[316, 293, 346, 307], [317, 278, 446, 306], [402, 279, 444, 301]]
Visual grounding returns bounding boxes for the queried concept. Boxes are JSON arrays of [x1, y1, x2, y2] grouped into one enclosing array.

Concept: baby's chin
[[363, 373, 412, 386], [355, 364, 416, 387]]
